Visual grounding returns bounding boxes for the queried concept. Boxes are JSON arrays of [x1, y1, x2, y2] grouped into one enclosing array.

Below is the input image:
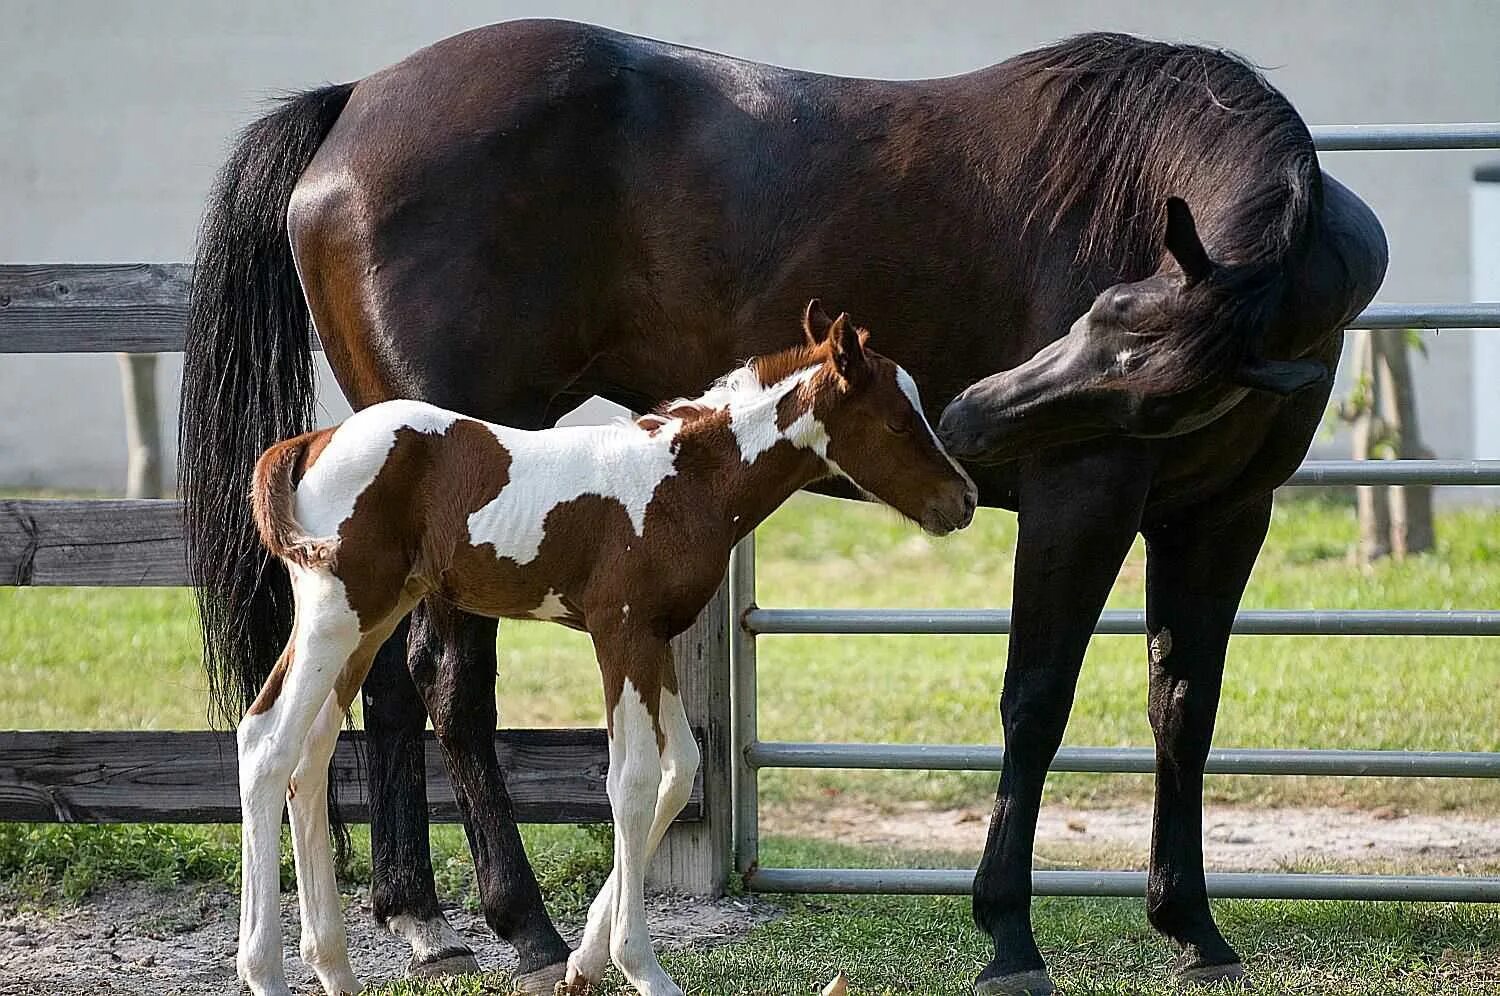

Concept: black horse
[[180, 22, 1386, 995]]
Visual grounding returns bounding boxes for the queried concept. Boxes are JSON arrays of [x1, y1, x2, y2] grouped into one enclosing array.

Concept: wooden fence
[[0, 264, 733, 894]]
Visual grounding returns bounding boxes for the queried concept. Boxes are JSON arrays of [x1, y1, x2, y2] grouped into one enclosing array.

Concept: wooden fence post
[[648, 577, 732, 895]]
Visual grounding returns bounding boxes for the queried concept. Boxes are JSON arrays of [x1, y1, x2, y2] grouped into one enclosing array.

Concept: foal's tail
[[179, 82, 354, 729], [250, 433, 339, 572]]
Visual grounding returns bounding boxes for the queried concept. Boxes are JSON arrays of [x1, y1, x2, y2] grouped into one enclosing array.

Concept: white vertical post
[[1473, 164, 1500, 459]]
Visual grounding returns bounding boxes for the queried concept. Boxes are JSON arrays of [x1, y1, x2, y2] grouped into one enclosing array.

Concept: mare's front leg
[[580, 630, 683, 996], [567, 679, 699, 992], [406, 602, 572, 991], [362, 618, 481, 977], [973, 446, 1151, 996], [1140, 496, 1271, 985]]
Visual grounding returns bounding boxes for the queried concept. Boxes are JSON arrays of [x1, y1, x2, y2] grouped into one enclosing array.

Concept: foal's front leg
[[567, 683, 699, 991], [577, 631, 683, 996]]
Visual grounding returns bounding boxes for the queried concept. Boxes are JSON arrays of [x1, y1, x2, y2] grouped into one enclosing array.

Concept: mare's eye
[[886, 417, 913, 436]]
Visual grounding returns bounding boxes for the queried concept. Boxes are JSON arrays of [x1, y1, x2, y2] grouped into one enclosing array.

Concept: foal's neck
[[665, 363, 833, 541]]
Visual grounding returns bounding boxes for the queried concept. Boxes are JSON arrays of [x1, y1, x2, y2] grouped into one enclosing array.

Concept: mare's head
[[937, 198, 1331, 463], [790, 301, 977, 535]]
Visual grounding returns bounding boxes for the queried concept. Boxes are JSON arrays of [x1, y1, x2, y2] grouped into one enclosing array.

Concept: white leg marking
[[287, 691, 361, 995], [567, 689, 696, 988], [237, 569, 361, 996], [568, 679, 682, 996], [386, 913, 472, 964]]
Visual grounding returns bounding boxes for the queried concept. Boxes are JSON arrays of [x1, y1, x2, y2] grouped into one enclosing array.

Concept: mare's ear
[[1165, 197, 1214, 285], [804, 298, 836, 344], [828, 314, 868, 383], [1229, 355, 1331, 396]]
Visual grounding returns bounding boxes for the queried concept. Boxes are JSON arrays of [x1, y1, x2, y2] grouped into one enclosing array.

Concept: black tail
[[179, 82, 354, 729]]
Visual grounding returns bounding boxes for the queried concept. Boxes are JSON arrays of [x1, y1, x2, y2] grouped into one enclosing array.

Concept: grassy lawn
[[2, 496, 1498, 992], [3, 495, 1497, 811], [3, 822, 1496, 994]]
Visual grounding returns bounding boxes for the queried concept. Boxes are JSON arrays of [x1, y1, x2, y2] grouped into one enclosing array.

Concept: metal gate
[[728, 122, 1500, 903]]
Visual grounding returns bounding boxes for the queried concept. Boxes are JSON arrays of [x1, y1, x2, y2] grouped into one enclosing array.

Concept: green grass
[[3, 496, 1497, 811], [3, 823, 1494, 994], [2, 497, 1498, 992]]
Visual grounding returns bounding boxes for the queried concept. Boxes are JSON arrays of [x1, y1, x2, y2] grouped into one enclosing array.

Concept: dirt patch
[[764, 801, 1500, 871], [0, 885, 778, 995]]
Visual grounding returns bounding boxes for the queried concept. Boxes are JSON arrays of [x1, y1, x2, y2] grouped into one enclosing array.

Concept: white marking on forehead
[[293, 400, 458, 538], [894, 365, 973, 482], [467, 420, 681, 565]]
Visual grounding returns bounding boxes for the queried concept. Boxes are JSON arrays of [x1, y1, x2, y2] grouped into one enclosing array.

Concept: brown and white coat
[[236, 307, 975, 996]]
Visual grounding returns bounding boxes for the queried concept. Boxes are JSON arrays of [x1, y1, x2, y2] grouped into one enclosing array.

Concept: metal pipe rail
[[747, 742, 1500, 778], [1347, 303, 1500, 329], [1310, 122, 1500, 151], [745, 607, 1500, 637], [1289, 459, 1500, 485], [748, 868, 1500, 903]]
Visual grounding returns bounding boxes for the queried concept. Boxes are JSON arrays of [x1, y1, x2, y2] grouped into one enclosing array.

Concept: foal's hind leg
[[567, 684, 699, 990], [1140, 497, 1271, 986], [238, 569, 363, 996], [286, 621, 407, 996]]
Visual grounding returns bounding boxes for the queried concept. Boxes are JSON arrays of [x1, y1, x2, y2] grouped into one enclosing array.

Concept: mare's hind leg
[[1140, 497, 1271, 985], [363, 619, 480, 977], [407, 602, 572, 989], [237, 569, 363, 996], [566, 684, 699, 991], [973, 447, 1151, 996]]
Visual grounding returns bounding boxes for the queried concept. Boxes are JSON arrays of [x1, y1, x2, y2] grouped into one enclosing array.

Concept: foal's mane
[[1008, 33, 1322, 393], [639, 340, 831, 428]]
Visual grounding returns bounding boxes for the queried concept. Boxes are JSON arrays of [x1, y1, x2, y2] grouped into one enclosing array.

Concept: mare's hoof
[[974, 969, 1055, 996], [509, 959, 568, 994], [408, 950, 481, 979], [1175, 961, 1251, 989]]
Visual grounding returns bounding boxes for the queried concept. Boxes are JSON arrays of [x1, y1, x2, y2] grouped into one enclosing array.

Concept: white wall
[[3, 0, 1496, 490]]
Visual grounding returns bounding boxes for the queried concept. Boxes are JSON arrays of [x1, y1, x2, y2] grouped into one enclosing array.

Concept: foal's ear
[[828, 313, 868, 383], [804, 298, 836, 344], [1164, 197, 1214, 285]]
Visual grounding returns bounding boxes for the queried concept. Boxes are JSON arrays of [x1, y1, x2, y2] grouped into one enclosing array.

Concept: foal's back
[[254, 399, 682, 631]]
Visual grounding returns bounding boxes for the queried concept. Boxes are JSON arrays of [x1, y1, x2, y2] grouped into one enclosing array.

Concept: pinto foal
[[236, 305, 976, 996]]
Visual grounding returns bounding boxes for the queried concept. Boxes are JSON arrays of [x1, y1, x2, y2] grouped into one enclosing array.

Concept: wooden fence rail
[[0, 263, 733, 893]]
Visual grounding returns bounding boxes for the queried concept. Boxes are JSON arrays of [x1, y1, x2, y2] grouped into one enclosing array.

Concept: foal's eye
[[886, 418, 913, 436]]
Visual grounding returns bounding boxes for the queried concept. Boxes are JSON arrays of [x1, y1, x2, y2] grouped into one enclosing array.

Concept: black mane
[[1012, 32, 1320, 278], [1006, 33, 1322, 392]]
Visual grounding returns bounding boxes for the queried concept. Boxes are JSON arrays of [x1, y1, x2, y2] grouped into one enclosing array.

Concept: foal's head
[[937, 198, 1332, 463], [786, 301, 976, 536]]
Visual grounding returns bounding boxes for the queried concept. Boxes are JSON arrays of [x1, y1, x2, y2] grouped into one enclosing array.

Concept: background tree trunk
[[1350, 331, 1391, 564], [1373, 332, 1436, 556], [117, 353, 162, 498]]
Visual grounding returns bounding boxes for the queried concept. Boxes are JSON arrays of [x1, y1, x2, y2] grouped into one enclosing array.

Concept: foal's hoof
[[1175, 962, 1251, 989], [974, 969, 1056, 996], [510, 959, 568, 994], [408, 949, 481, 979]]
